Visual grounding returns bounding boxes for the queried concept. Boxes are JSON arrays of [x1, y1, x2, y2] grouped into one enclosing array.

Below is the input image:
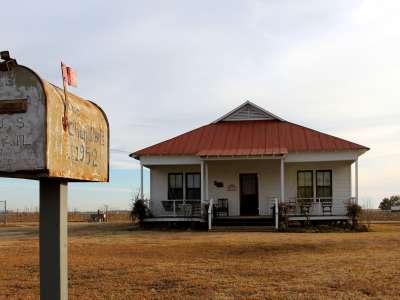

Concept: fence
[[0, 200, 6, 224], [0, 210, 131, 223]]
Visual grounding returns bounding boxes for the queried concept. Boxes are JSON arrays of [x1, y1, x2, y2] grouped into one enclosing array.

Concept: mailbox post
[[40, 180, 68, 299], [0, 52, 109, 300]]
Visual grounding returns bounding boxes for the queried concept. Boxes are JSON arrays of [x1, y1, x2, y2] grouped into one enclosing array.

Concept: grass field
[[1, 223, 400, 300]]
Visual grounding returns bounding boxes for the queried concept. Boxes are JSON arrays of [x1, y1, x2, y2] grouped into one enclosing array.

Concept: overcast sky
[[2, 0, 400, 210]]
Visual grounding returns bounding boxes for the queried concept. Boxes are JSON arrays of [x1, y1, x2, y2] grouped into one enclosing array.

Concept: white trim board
[[285, 151, 359, 162], [140, 155, 201, 166], [202, 155, 284, 161], [139, 151, 362, 165]]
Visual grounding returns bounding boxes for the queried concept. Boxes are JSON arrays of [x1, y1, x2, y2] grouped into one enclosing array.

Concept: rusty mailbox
[[0, 56, 109, 182], [0, 53, 109, 300]]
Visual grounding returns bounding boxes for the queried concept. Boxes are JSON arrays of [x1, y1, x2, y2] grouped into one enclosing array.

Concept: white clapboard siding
[[149, 160, 352, 217], [207, 160, 281, 216], [285, 161, 351, 215]]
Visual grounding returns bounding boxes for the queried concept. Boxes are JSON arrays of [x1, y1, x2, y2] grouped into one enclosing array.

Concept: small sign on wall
[[226, 184, 236, 191], [214, 181, 224, 188]]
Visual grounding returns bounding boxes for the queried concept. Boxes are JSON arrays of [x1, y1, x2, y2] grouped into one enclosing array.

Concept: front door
[[240, 174, 259, 216]]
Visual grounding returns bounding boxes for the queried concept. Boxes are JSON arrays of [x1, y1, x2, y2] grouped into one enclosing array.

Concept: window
[[186, 173, 201, 200], [297, 171, 313, 199], [168, 173, 183, 199], [316, 170, 332, 200]]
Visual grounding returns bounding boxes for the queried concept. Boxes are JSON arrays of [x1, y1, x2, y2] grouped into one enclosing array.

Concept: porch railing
[[149, 197, 353, 218], [258, 197, 351, 217], [285, 197, 351, 216], [151, 199, 202, 217]]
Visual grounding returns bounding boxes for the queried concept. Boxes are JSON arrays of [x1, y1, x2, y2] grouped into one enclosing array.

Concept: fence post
[[173, 200, 176, 217], [275, 197, 279, 230], [3, 200, 6, 225]]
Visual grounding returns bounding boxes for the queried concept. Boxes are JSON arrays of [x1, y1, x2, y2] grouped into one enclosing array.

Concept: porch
[[140, 153, 359, 227], [145, 197, 354, 220]]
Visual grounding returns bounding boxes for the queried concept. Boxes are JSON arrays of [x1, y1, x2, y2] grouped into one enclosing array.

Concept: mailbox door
[[44, 82, 109, 182], [0, 66, 46, 174]]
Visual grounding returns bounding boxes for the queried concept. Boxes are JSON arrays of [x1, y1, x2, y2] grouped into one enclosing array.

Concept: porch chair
[[180, 203, 193, 217], [321, 199, 333, 215], [215, 198, 229, 217], [287, 199, 297, 215], [298, 199, 313, 215]]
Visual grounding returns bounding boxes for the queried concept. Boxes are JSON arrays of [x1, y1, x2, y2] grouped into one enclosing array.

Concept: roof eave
[[129, 152, 141, 160]]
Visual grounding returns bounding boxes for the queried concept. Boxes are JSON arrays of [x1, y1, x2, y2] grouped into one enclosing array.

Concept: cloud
[[70, 186, 132, 193], [2, 0, 400, 209]]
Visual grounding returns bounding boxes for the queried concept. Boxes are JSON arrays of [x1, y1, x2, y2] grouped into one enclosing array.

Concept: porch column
[[182, 173, 186, 204], [140, 163, 144, 200], [280, 158, 285, 202], [205, 161, 209, 201], [200, 160, 205, 217], [355, 158, 358, 204]]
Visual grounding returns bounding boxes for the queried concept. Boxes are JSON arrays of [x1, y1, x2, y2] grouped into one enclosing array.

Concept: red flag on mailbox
[[61, 62, 77, 88]]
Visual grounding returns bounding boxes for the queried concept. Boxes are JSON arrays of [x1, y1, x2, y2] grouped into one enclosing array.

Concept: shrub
[[278, 202, 289, 229], [131, 199, 151, 225], [346, 202, 362, 229]]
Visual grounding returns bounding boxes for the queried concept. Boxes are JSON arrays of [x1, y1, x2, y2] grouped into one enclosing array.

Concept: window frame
[[316, 170, 332, 200], [168, 173, 183, 200], [297, 170, 314, 200], [185, 172, 201, 200]]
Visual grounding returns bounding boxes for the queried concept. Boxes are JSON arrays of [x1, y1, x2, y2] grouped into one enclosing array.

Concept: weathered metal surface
[[0, 60, 109, 182], [132, 114, 369, 158], [0, 65, 46, 173], [44, 81, 109, 181]]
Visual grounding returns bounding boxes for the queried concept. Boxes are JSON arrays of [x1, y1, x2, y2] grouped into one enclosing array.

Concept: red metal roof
[[132, 120, 369, 157]]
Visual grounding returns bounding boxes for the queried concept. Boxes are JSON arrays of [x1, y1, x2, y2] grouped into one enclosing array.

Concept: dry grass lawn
[[1, 223, 400, 299]]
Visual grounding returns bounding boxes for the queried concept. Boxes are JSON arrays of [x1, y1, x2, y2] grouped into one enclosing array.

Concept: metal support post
[[39, 180, 68, 300]]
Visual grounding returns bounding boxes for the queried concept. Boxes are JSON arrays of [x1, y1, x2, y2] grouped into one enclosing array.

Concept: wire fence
[[0, 200, 6, 224], [1, 210, 131, 223]]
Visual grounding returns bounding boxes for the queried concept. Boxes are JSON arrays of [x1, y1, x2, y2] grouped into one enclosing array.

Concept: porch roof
[[132, 119, 369, 158]]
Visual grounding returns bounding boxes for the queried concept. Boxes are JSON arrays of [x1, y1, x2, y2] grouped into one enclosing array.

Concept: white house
[[391, 206, 400, 212], [130, 101, 369, 227]]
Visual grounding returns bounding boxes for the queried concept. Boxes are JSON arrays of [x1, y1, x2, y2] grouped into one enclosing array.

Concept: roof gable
[[213, 101, 284, 123]]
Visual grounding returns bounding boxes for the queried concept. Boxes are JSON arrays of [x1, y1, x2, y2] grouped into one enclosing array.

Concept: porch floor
[[288, 215, 350, 221], [215, 216, 273, 220], [210, 226, 275, 232], [143, 217, 206, 223], [142, 215, 350, 224], [213, 216, 274, 227], [215, 215, 349, 221]]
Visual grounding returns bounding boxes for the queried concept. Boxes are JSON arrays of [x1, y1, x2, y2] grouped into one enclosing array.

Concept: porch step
[[210, 225, 275, 232], [213, 217, 274, 227]]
